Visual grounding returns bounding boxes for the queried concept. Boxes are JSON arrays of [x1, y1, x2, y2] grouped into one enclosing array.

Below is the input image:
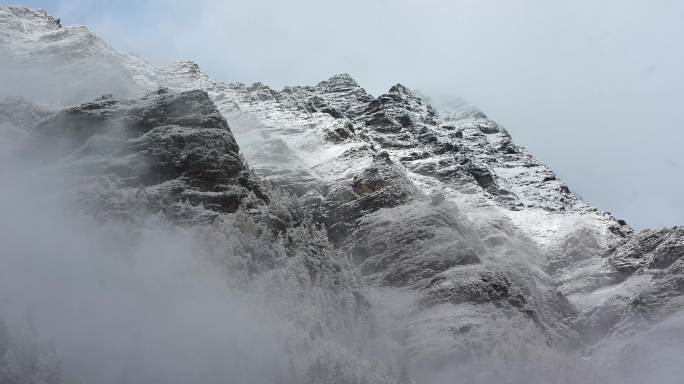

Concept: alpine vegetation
[[0, 6, 683, 384]]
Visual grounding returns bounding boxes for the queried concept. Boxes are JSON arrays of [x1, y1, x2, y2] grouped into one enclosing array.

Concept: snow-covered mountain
[[1, 5, 683, 384]]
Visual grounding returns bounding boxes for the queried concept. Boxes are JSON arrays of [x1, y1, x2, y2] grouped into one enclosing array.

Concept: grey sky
[[18, 0, 684, 229]]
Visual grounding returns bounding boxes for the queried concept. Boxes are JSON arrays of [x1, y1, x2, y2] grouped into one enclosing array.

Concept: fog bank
[[0, 146, 291, 383]]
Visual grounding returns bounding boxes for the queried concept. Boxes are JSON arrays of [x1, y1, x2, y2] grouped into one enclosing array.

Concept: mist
[[0, 124, 292, 383], [0, 66, 395, 383]]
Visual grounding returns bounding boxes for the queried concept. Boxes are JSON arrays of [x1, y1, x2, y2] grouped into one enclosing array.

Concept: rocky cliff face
[[2, 86, 397, 384], [30, 88, 266, 222], [1, 6, 683, 384]]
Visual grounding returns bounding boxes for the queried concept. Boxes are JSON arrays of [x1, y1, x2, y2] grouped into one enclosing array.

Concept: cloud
[[0, 121, 291, 384]]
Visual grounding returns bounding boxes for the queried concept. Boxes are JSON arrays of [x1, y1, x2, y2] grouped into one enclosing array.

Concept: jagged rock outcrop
[[323, 151, 423, 242], [610, 227, 684, 273], [30, 88, 266, 221], [577, 227, 684, 343], [5, 89, 396, 384]]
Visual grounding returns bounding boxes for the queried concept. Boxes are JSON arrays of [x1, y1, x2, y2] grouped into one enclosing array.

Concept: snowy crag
[[1, 6, 683, 384]]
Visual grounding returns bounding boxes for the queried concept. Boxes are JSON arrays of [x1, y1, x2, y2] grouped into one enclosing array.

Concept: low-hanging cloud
[[0, 138, 292, 383]]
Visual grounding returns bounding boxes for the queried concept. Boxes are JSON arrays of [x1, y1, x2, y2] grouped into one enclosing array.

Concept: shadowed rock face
[[31, 89, 266, 221], [3, 90, 394, 384], [323, 152, 423, 243], [345, 201, 481, 287]]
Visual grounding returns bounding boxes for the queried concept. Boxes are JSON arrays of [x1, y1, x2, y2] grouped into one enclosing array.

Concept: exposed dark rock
[[466, 164, 496, 189], [324, 121, 355, 143], [477, 121, 500, 134], [324, 152, 421, 243], [304, 95, 343, 118], [610, 227, 684, 273], [313, 73, 374, 118], [433, 141, 458, 155], [399, 151, 431, 162], [422, 265, 528, 307], [416, 128, 437, 144], [32, 89, 267, 220]]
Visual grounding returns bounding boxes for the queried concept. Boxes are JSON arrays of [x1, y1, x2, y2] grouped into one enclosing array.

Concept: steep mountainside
[[1, 5, 683, 383], [0, 6, 158, 104], [31, 88, 267, 221]]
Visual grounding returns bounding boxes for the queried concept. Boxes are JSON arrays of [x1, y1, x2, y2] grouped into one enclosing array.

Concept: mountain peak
[[167, 60, 203, 75], [388, 83, 417, 99], [0, 6, 62, 34], [326, 72, 357, 83], [160, 60, 212, 91], [315, 73, 363, 91]]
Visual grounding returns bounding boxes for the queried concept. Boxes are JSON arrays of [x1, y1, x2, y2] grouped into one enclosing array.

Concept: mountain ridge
[[1, 5, 683, 384]]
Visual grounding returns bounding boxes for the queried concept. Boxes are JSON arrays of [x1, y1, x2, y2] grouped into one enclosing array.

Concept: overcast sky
[[19, 0, 684, 229]]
